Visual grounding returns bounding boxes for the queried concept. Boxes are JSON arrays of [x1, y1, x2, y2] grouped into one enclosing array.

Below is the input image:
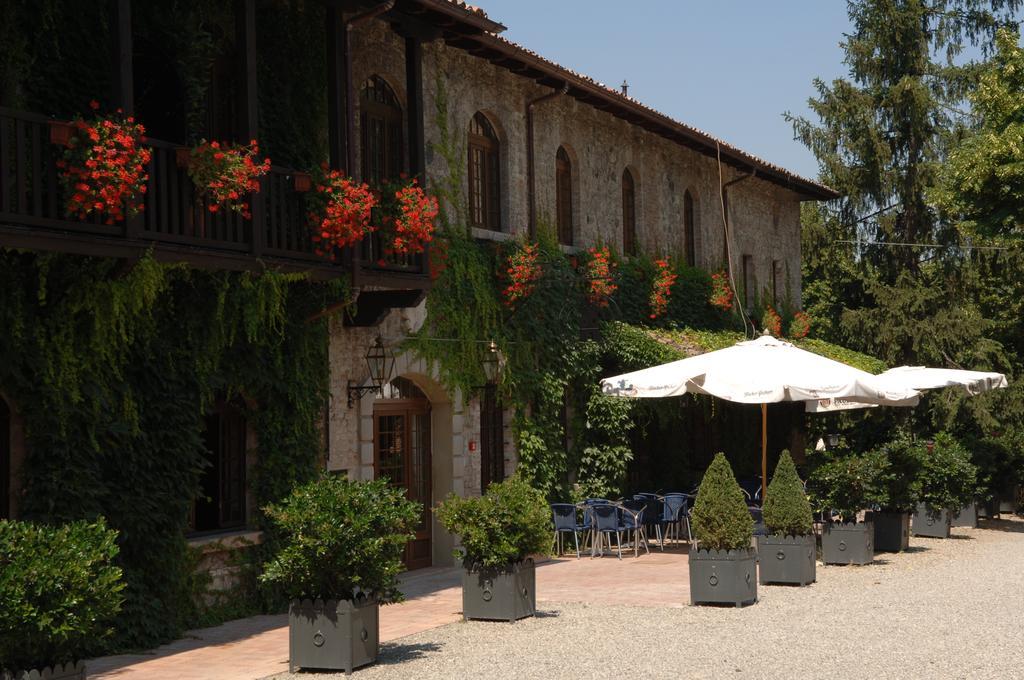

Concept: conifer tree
[[763, 451, 814, 537], [691, 453, 754, 552]]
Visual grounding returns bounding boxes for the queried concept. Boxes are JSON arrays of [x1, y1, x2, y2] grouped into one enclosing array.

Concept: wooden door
[[375, 395, 432, 570]]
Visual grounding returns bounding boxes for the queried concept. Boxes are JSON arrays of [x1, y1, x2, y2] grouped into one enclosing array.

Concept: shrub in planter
[[0, 518, 124, 678], [260, 476, 419, 674], [865, 436, 925, 552], [808, 450, 879, 565], [759, 451, 815, 586], [913, 433, 978, 539], [689, 453, 757, 606], [435, 474, 550, 622]]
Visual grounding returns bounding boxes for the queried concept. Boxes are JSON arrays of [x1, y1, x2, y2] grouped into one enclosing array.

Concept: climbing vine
[[0, 251, 341, 653]]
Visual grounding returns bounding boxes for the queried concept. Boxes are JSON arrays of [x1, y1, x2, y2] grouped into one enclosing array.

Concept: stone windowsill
[[471, 227, 514, 243], [186, 529, 263, 554]]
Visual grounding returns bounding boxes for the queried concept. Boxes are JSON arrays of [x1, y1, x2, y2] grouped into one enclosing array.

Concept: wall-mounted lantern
[[481, 340, 503, 385], [347, 336, 394, 408]]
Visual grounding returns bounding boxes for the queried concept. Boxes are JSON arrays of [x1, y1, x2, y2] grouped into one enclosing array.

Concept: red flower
[[307, 169, 377, 254], [788, 311, 812, 339], [585, 246, 617, 307], [710, 270, 735, 312], [649, 258, 678, 319], [185, 139, 270, 218], [762, 305, 782, 337], [502, 242, 542, 306]]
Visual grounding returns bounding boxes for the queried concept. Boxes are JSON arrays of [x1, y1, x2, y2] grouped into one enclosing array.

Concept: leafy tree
[[807, 449, 883, 522], [763, 450, 814, 536], [868, 434, 926, 512], [691, 453, 754, 552], [918, 432, 979, 510]]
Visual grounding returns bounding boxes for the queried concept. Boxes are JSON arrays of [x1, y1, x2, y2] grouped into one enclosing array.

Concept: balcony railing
[[0, 106, 429, 281]]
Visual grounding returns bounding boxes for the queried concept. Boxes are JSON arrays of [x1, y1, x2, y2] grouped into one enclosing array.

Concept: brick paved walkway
[[86, 543, 691, 680]]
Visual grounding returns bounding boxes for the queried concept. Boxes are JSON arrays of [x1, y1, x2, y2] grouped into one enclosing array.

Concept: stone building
[[328, 3, 836, 569]]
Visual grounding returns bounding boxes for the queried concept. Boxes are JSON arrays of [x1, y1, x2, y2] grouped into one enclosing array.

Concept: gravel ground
[[275, 519, 1024, 680]]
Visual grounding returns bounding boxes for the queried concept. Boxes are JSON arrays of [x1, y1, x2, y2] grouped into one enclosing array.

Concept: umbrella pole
[[761, 403, 768, 502]]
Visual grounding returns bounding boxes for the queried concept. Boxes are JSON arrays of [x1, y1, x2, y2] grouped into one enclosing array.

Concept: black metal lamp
[[347, 336, 394, 408], [826, 433, 840, 448], [481, 340, 502, 384]]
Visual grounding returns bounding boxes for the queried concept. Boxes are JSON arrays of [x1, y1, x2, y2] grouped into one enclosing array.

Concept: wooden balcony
[[0, 106, 431, 288]]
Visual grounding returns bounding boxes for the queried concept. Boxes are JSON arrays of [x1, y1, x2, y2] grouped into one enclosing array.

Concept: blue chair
[[620, 499, 650, 557], [551, 503, 585, 558], [634, 493, 661, 534], [739, 478, 763, 506], [590, 503, 624, 559], [657, 493, 692, 548], [749, 506, 767, 537]]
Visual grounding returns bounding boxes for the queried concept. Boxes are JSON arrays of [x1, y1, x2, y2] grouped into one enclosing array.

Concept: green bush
[[762, 451, 814, 536], [260, 476, 420, 604], [869, 435, 926, 513], [919, 433, 978, 512], [0, 518, 124, 672], [435, 474, 551, 569], [807, 450, 881, 523], [690, 453, 754, 551]]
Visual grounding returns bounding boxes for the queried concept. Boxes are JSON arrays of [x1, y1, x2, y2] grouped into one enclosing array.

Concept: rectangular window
[[772, 260, 783, 305], [742, 255, 754, 309], [480, 385, 505, 492], [190, 403, 247, 534]]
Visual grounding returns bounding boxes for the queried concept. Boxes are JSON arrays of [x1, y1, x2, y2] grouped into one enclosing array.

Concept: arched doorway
[[374, 377, 432, 569], [0, 397, 9, 520]]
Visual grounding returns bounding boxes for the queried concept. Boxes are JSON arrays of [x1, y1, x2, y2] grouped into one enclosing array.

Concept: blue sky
[[480, 1, 852, 181]]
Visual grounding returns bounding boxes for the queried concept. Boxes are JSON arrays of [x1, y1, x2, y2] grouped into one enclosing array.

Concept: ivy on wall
[[0, 251, 341, 652]]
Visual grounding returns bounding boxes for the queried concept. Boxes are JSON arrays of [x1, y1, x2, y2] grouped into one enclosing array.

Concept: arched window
[[556, 147, 573, 245], [684, 190, 696, 267], [468, 113, 501, 230], [622, 169, 637, 256], [360, 76, 404, 184], [0, 397, 9, 520]]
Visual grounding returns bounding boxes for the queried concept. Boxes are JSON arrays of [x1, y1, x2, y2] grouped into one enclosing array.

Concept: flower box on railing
[[293, 172, 312, 193], [48, 120, 75, 146]]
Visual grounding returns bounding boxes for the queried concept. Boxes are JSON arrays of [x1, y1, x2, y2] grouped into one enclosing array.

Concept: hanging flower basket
[[762, 305, 782, 336], [649, 258, 678, 319], [502, 242, 542, 307], [306, 166, 377, 259], [788, 311, 811, 339], [185, 139, 270, 219], [54, 100, 151, 224], [372, 178, 439, 257], [585, 246, 617, 307], [710, 270, 735, 311]]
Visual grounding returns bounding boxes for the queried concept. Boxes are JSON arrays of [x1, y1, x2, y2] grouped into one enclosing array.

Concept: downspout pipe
[[527, 82, 568, 237], [344, 0, 395, 178], [716, 140, 756, 336]]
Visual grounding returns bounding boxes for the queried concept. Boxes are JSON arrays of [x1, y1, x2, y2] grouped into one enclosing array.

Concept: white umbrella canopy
[[600, 334, 920, 406], [600, 334, 921, 499], [807, 366, 1008, 413]]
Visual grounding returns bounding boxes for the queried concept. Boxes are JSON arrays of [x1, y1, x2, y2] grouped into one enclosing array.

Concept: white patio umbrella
[[600, 333, 921, 499], [807, 366, 1007, 412]]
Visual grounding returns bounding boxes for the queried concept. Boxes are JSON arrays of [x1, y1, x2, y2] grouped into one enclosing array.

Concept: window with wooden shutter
[[684, 190, 696, 267], [468, 113, 501, 230], [480, 385, 505, 492], [556, 147, 573, 245], [190, 399, 248, 534], [622, 169, 636, 256], [360, 76, 404, 184]]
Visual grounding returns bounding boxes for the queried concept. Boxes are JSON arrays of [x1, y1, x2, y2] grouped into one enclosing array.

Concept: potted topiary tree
[[435, 474, 550, 622], [260, 476, 420, 675], [865, 436, 924, 552], [0, 518, 124, 680], [689, 453, 757, 606], [913, 433, 978, 539], [808, 450, 880, 566], [759, 451, 816, 586]]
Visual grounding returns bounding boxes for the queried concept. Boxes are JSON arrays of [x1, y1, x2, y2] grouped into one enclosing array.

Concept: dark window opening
[[684, 190, 696, 267], [207, 49, 240, 143], [742, 254, 755, 309], [468, 112, 501, 230], [190, 400, 247, 534], [622, 169, 637, 256], [556, 147, 573, 245], [360, 75, 404, 184], [480, 385, 505, 492], [0, 398, 9, 520], [772, 260, 783, 305]]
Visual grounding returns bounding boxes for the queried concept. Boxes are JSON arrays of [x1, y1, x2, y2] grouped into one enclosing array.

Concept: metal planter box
[[462, 559, 536, 622], [3, 662, 86, 680], [867, 511, 910, 552], [821, 521, 874, 565], [912, 504, 951, 538], [288, 597, 379, 675], [689, 547, 758, 606], [757, 534, 815, 586], [951, 502, 978, 528]]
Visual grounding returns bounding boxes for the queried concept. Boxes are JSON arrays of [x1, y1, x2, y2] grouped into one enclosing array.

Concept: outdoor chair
[[739, 478, 763, 506], [656, 493, 692, 549], [619, 499, 650, 557], [590, 503, 625, 559], [551, 503, 586, 558], [634, 493, 662, 535], [749, 506, 767, 537]]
